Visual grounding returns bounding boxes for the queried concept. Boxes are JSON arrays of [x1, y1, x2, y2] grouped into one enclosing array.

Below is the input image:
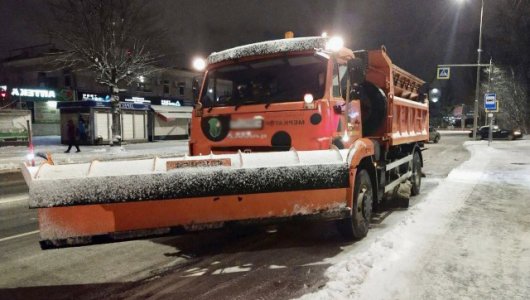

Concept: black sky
[[0, 0, 501, 104]]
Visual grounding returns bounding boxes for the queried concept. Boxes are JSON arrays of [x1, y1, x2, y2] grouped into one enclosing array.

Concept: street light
[[457, 0, 485, 139], [430, 88, 440, 103]]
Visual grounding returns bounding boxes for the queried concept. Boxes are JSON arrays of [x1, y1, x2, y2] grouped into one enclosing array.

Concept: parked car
[[429, 126, 441, 143], [468, 125, 523, 140]]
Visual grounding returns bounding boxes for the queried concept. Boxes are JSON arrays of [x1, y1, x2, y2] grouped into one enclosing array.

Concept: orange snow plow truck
[[22, 36, 429, 248]]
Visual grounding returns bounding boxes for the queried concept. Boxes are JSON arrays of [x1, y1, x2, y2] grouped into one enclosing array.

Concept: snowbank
[[0, 140, 189, 173], [299, 140, 530, 299]]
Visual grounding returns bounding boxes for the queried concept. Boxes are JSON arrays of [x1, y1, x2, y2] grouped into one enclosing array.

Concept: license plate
[[230, 118, 263, 129], [166, 158, 231, 170]]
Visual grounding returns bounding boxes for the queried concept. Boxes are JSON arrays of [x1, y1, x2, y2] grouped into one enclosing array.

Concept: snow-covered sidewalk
[[0, 136, 189, 173], [301, 139, 530, 300]]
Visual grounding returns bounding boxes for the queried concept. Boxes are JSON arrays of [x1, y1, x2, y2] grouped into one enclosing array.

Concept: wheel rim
[[357, 185, 372, 221]]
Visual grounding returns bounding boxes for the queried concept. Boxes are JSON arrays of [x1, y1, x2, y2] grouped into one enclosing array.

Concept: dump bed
[[365, 50, 429, 146]]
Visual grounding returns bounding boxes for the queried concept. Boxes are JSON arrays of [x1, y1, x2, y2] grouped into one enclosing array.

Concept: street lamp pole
[[472, 0, 484, 139]]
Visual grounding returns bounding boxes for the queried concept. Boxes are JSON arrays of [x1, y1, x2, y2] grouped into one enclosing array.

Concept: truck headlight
[[325, 36, 344, 52], [304, 93, 314, 104]]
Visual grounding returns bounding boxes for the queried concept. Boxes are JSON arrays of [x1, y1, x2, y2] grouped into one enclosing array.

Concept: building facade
[[0, 44, 200, 137]]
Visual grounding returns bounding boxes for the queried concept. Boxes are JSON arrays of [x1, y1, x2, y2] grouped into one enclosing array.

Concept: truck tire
[[434, 135, 440, 143], [336, 169, 373, 240], [410, 151, 422, 196]]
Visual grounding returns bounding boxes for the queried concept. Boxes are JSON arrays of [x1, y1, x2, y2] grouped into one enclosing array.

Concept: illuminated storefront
[[7, 87, 66, 135], [57, 100, 150, 145]]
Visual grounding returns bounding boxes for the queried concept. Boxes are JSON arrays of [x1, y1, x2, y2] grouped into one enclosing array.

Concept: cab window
[[332, 62, 348, 99]]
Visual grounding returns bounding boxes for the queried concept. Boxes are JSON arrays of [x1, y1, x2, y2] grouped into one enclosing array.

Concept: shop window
[[47, 77, 59, 88], [178, 82, 185, 96], [136, 81, 153, 93], [38, 72, 46, 87], [64, 75, 72, 87], [63, 70, 73, 88], [64, 76, 71, 87], [163, 80, 170, 94]]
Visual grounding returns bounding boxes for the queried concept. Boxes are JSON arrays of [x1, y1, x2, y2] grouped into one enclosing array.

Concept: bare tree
[[486, 1, 530, 132], [44, 0, 164, 145], [482, 65, 527, 132]]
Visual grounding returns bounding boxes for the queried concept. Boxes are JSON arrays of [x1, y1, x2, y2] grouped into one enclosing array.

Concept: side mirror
[[347, 58, 366, 85]]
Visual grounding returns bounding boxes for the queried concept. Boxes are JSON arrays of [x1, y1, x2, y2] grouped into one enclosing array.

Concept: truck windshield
[[200, 55, 327, 107]]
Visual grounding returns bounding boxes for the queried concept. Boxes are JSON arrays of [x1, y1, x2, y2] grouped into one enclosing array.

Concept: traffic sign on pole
[[484, 101, 499, 112], [484, 92, 497, 111], [437, 67, 450, 80]]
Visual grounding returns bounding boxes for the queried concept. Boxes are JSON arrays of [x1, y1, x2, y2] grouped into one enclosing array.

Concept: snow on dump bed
[[207, 36, 327, 65], [27, 149, 353, 208]]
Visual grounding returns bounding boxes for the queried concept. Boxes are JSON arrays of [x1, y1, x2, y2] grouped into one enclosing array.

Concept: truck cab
[[189, 37, 363, 155], [190, 36, 427, 157]]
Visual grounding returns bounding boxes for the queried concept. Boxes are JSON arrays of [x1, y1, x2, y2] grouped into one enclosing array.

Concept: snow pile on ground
[[300, 140, 530, 299], [0, 138, 189, 173]]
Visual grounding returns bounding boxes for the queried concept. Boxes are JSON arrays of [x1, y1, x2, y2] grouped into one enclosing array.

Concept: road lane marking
[[0, 194, 28, 204], [0, 230, 40, 243]]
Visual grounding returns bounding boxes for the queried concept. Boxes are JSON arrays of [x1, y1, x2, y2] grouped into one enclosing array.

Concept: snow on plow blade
[[22, 149, 353, 248]]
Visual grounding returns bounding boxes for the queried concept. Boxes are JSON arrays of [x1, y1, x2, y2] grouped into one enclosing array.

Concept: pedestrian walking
[[65, 119, 80, 153]]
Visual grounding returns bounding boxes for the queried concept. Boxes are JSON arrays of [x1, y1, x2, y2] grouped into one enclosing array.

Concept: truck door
[[331, 60, 349, 148], [332, 58, 364, 146]]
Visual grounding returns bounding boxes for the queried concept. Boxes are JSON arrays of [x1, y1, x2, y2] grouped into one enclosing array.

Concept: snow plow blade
[[22, 149, 354, 248]]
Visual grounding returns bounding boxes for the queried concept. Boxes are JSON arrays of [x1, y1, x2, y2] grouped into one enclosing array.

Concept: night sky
[[0, 0, 501, 104]]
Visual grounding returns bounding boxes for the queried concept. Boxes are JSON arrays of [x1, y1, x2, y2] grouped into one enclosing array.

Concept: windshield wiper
[[264, 97, 274, 109], [234, 98, 243, 111]]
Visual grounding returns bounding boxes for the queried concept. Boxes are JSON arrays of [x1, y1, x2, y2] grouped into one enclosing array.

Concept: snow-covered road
[[302, 139, 530, 300], [2, 136, 528, 300]]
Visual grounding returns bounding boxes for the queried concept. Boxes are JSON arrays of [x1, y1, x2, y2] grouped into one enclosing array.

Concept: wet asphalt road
[[0, 134, 469, 300]]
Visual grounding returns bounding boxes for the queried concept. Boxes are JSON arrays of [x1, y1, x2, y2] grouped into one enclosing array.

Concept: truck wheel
[[336, 169, 373, 240], [410, 151, 422, 196], [434, 135, 440, 143]]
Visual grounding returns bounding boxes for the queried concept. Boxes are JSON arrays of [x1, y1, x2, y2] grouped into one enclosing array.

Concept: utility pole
[[485, 58, 493, 125], [472, 0, 485, 139]]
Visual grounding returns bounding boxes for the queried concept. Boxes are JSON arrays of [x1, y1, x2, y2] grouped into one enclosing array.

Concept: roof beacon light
[[304, 93, 314, 104], [325, 36, 344, 52], [192, 57, 206, 71]]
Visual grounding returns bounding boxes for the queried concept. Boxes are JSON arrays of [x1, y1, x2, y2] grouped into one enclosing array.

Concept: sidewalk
[[301, 139, 530, 299], [0, 136, 189, 173]]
